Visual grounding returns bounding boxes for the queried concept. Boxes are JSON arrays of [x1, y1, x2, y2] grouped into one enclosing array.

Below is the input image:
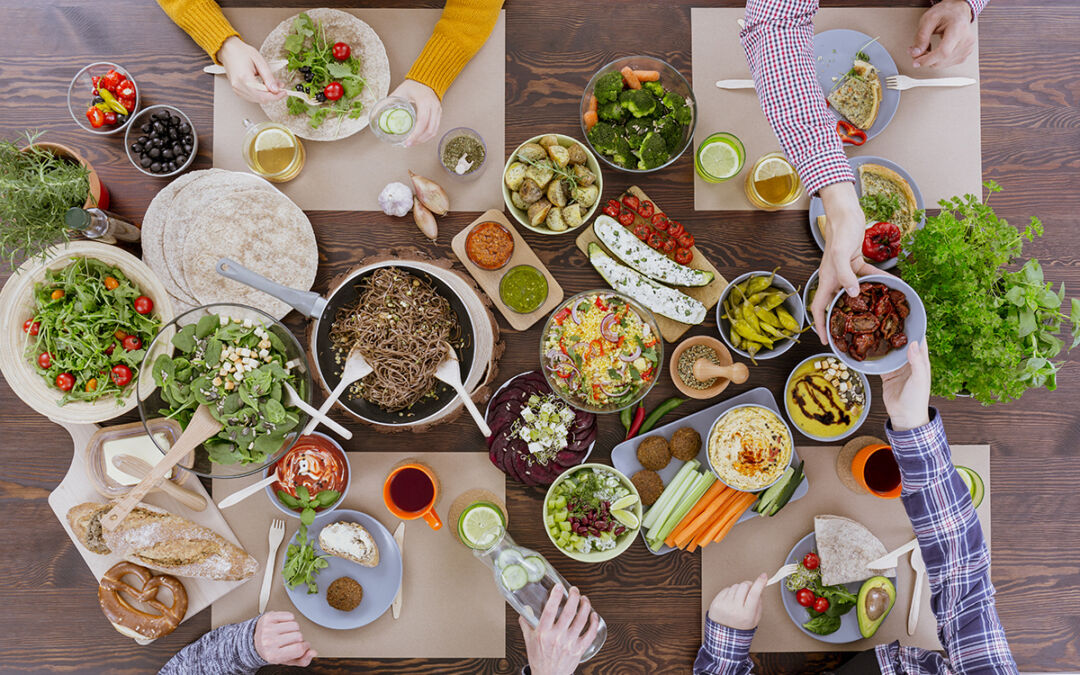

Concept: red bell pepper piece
[[836, 120, 867, 146]]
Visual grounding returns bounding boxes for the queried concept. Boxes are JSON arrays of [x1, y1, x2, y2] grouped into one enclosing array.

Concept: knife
[[392, 522, 405, 619], [866, 537, 918, 571]]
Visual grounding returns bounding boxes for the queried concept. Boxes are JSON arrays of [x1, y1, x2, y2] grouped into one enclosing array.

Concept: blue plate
[[283, 509, 403, 630], [814, 29, 900, 142]]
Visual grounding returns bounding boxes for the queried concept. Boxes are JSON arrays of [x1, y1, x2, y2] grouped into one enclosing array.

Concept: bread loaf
[[319, 521, 379, 567], [67, 502, 257, 581]]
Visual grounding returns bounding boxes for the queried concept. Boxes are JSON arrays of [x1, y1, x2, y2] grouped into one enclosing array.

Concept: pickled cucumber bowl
[[543, 463, 642, 563]]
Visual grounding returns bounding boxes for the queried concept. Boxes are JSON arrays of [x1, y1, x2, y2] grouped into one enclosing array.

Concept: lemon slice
[[611, 508, 639, 529], [611, 494, 639, 511], [753, 155, 795, 182], [254, 127, 294, 154], [698, 141, 741, 179], [458, 502, 506, 549]]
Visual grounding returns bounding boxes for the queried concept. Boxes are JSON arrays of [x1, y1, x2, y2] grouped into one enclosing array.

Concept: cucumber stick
[[642, 460, 699, 530], [650, 472, 717, 550], [593, 215, 714, 287], [588, 243, 707, 324]]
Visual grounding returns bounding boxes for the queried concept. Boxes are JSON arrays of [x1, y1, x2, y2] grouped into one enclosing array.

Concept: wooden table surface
[[2, 1, 1079, 672]]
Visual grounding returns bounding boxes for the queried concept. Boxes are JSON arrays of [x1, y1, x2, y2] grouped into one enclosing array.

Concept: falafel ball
[[670, 427, 702, 461], [631, 469, 664, 507], [636, 435, 672, 470]]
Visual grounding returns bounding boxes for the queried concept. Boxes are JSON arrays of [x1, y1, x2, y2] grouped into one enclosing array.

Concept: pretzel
[[98, 562, 188, 640]]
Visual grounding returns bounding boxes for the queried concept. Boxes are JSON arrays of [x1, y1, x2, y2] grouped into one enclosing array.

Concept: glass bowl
[[124, 105, 198, 178], [137, 302, 313, 479], [67, 62, 139, 136], [579, 55, 697, 174], [539, 290, 663, 414], [438, 126, 487, 180]]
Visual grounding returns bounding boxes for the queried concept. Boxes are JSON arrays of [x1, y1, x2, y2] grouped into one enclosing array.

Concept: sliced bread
[[319, 521, 380, 568]]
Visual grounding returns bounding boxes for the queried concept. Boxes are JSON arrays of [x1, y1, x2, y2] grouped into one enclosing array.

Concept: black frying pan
[[217, 258, 476, 426]]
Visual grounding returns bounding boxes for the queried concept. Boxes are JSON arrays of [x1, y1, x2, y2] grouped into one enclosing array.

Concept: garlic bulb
[[378, 182, 413, 217]]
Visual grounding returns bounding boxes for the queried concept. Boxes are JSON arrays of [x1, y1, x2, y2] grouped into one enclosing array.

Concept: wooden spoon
[[434, 343, 491, 437], [693, 359, 749, 385], [302, 345, 372, 436], [111, 454, 207, 511], [101, 405, 222, 531]]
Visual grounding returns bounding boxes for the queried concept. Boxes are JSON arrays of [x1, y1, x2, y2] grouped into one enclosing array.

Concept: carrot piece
[[668, 482, 729, 545], [621, 66, 642, 90], [708, 495, 757, 545], [583, 110, 599, 131], [673, 489, 738, 548], [632, 69, 661, 82], [588, 95, 598, 113]]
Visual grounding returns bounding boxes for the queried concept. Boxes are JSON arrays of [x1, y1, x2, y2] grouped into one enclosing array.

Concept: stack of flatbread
[[142, 169, 318, 320]]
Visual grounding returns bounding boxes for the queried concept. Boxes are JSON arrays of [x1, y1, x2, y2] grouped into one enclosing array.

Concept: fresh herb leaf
[[803, 614, 842, 635], [859, 193, 900, 222]]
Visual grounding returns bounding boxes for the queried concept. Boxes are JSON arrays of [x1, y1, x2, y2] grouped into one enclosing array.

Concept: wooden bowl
[[30, 142, 108, 209], [668, 335, 748, 399], [0, 241, 174, 423]]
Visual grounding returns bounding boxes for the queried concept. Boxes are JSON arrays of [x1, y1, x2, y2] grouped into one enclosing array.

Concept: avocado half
[[857, 576, 896, 638]]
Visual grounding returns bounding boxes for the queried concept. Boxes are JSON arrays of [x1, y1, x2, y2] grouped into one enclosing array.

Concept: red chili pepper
[[621, 194, 640, 210], [862, 221, 902, 262], [618, 210, 636, 227], [636, 200, 655, 218], [836, 120, 867, 146], [625, 404, 647, 440], [590, 339, 605, 357], [651, 213, 669, 230], [594, 296, 608, 311]]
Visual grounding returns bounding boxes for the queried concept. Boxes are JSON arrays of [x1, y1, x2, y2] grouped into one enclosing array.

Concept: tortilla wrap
[[814, 515, 895, 586]]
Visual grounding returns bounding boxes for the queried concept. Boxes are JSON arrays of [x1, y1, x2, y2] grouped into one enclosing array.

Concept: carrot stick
[[701, 495, 756, 548], [666, 482, 729, 546], [621, 66, 641, 90], [583, 111, 598, 131], [673, 489, 738, 548], [588, 95, 598, 113], [632, 69, 661, 82], [690, 493, 755, 550], [711, 496, 757, 544]]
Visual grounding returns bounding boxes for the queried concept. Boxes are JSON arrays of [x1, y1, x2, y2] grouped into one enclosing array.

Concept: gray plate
[[815, 29, 900, 142], [780, 532, 899, 644], [283, 509, 403, 630], [610, 387, 809, 555], [808, 155, 925, 270]]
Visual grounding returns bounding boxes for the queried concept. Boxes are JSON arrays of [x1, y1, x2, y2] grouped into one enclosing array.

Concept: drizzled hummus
[[707, 406, 792, 490]]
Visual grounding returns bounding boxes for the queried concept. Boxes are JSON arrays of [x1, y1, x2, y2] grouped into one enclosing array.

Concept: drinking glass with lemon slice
[[369, 96, 416, 146], [242, 120, 305, 183], [745, 152, 802, 210], [695, 132, 745, 183]]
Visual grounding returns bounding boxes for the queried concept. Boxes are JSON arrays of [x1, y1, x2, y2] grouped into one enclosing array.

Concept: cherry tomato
[[602, 203, 620, 218], [813, 597, 830, 613], [86, 106, 106, 128], [637, 200, 655, 218], [617, 210, 635, 227], [674, 248, 693, 265], [133, 296, 153, 315], [114, 329, 128, 340], [323, 82, 344, 101], [103, 276, 119, 290], [101, 69, 122, 92], [85, 378, 98, 393], [110, 364, 133, 387], [122, 335, 142, 351], [51, 289, 65, 300], [651, 213, 669, 230], [795, 589, 815, 607], [55, 372, 75, 391], [37, 352, 52, 369], [103, 110, 117, 126], [802, 552, 820, 570], [662, 238, 677, 254], [633, 223, 651, 241], [119, 96, 136, 112], [621, 194, 640, 210], [667, 220, 685, 238], [677, 232, 695, 249], [23, 319, 40, 335], [647, 232, 665, 250], [332, 41, 351, 61]]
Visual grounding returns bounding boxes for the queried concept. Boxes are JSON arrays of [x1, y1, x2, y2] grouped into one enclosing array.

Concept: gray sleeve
[[159, 616, 269, 675]]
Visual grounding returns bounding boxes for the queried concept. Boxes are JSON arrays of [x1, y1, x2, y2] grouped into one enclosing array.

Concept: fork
[[260, 519, 286, 612], [766, 563, 799, 586], [885, 75, 976, 91]]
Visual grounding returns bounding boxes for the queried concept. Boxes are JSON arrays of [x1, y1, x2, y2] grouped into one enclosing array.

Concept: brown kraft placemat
[[702, 444, 990, 652], [691, 7, 982, 211], [212, 451, 506, 659], [213, 8, 505, 212]]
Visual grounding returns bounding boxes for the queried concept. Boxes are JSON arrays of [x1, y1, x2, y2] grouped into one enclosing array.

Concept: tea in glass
[[242, 121, 305, 182], [744, 152, 801, 210]]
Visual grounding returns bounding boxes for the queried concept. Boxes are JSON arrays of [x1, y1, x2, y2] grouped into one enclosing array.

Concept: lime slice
[[380, 108, 414, 135], [611, 508, 639, 529], [698, 140, 741, 179], [611, 494, 639, 511], [254, 127, 294, 154], [458, 502, 506, 549], [753, 156, 794, 183], [955, 465, 984, 508]]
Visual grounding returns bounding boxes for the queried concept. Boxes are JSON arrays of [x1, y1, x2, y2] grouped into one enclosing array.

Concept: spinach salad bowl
[[137, 302, 314, 479]]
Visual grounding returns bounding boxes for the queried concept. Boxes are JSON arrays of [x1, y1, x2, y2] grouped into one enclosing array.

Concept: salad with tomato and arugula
[[281, 12, 366, 129], [542, 292, 660, 412], [786, 551, 859, 636]]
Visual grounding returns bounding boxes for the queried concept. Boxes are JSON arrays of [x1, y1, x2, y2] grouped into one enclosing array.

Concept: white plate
[[814, 29, 900, 143]]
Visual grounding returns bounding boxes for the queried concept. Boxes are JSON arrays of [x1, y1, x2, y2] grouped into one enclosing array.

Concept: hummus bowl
[[706, 404, 794, 492]]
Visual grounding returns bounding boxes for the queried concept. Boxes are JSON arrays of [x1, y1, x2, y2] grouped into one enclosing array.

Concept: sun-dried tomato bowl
[[826, 275, 926, 375]]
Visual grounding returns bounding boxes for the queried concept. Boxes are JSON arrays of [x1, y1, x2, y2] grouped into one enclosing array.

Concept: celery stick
[[646, 469, 700, 541], [647, 472, 706, 549], [642, 460, 699, 530], [652, 473, 717, 549]]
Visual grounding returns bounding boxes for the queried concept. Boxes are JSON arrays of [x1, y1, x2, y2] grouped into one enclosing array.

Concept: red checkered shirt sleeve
[[961, 0, 987, 19], [694, 617, 755, 674], [740, 0, 854, 197]]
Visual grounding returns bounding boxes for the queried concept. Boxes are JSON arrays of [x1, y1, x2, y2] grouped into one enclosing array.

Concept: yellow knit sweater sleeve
[[405, 0, 504, 99], [156, 0, 239, 63]]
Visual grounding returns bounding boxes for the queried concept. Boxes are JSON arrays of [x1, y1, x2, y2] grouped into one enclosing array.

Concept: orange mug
[[383, 463, 442, 530], [851, 443, 902, 499]]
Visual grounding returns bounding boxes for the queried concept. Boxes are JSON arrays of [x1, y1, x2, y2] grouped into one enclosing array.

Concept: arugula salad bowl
[[137, 302, 314, 479]]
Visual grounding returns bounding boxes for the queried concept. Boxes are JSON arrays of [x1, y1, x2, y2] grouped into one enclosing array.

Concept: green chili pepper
[[98, 88, 128, 115], [639, 397, 685, 435], [759, 321, 784, 338], [620, 405, 633, 432], [776, 306, 801, 332], [741, 301, 760, 333], [761, 291, 791, 310], [754, 305, 782, 328], [734, 320, 774, 347]]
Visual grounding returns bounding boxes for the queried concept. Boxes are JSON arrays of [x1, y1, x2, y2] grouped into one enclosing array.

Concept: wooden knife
[[392, 522, 405, 619]]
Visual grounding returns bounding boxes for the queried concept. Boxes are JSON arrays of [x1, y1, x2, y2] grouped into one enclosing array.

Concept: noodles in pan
[[330, 267, 462, 412]]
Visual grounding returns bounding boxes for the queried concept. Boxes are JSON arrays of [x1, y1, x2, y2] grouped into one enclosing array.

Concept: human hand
[[389, 79, 442, 147], [521, 585, 600, 675], [880, 340, 932, 432], [253, 611, 316, 667], [217, 36, 286, 104], [909, 0, 977, 69], [707, 573, 767, 630], [812, 182, 878, 343]]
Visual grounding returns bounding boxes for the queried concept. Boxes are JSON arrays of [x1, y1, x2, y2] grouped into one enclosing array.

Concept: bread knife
[[392, 522, 405, 619]]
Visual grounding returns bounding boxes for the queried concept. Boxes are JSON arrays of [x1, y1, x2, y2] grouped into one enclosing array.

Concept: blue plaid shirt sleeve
[[693, 617, 755, 674], [876, 408, 1018, 675]]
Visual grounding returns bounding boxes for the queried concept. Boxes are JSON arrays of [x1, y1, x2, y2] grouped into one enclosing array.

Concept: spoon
[[218, 474, 279, 509], [283, 381, 352, 440], [111, 454, 207, 511], [434, 343, 491, 437], [301, 345, 373, 437], [693, 358, 749, 385]]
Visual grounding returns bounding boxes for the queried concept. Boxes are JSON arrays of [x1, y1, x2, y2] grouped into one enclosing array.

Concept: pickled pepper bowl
[[716, 271, 805, 361], [67, 62, 140, 136]]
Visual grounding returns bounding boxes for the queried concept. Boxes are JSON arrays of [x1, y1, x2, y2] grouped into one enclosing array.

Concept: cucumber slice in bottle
[[500, 564, 529, 591], [496, 548, 519, 569], [523, 556, 546, 583]]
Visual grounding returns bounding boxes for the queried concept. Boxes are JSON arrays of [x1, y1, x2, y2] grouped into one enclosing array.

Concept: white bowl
[[826, 274, 927, 375], [705, 404, 794, 492], [716, 271, 805, 360], [782, 353, 871, 442], [502, 133, 603, 235]]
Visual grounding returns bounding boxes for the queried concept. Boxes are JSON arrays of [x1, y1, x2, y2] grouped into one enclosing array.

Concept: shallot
[[409, 170, 450, 215], [413, 197, 438, 240]]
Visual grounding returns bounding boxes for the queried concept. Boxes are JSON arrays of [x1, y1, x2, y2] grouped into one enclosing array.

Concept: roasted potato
[[575, 184, 600, 207], [546, 179, 570, 207], [519, 177, 543, 205], [545, 207, 567, 232], [566, 143, 589, 166], [561, 203, 583, 229], [537, 134, 560, 148], [516, 142, 547, 163], [504, 161, 527, 191], [528, 199, 552, 227], [572, 164, 596, 187], [524, 162, 554, 189], [546, 144, 570, 168], [510, 190, 528, 211]]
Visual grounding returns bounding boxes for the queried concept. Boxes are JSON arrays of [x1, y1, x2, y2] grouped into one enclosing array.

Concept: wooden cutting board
[[46, 419, 253, 644], [574, 186, 727, 342]]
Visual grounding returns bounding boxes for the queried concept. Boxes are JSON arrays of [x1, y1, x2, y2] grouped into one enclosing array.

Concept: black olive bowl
[[124, 104, 198, 178]]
